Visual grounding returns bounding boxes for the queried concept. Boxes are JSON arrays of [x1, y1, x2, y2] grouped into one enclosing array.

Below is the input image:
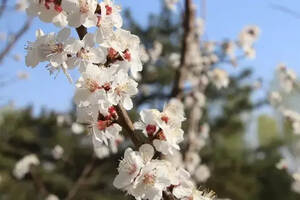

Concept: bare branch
[[0, 0, 8, 19], [115, 105, 141, 147], [65, 154, 97, 200], [30, 165, 49, 198], [170, 0, 195, 98], [269, 3, 300, 19], [0, 18, 32, 64], [76, 25, 88, 40]]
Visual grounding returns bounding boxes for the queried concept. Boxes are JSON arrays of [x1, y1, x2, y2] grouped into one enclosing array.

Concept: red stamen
[[146, 124, 156, 137], [105, 5, 113, 15], [102, 82, 111, 91], [54, 5, 63, 12], [108, 48, 118, 60], [123, 49, 131, 61], [161, 116, 169, 123], [156, 130, 166, 141], [97, 120, 110, 131]]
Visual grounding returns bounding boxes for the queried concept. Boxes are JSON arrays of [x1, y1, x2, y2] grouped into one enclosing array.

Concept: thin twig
[[76, 25, 88, 40], [0, 18, 32, 64], [65, 154, 97, 200], [0, 0, 7, 19], [30, 165, 49, 198], [116, 105, 141, 147], [269, 3, 300, 19]]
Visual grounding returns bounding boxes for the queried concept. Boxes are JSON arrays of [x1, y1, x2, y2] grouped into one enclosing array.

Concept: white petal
[[139, 144, 154, 163], [57, 28, 71, 43]]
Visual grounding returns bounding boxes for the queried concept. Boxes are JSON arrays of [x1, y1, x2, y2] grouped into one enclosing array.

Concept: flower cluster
[[134, 99, 185, 155], [25, 0, 142, 150], [269, 63, 299, 134], [13, 154, 40, 179], [269, 63, 300, 194], [23, 0, 216, 199], [277, 63, 297, 93], [164, 0, 179, 11], [238, 25, 260, 59], [114, 144, 215, 200]]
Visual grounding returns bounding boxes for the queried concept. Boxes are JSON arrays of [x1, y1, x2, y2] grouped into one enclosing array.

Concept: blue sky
[[1, 0, 300, 114]]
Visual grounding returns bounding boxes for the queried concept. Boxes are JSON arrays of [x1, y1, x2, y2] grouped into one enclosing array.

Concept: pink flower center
[[108, 48, 118, 60], [102, 82, 111, 91], [161, 116, 169, 123], [85, 79, 101, 93], [128, 164, 137, 175], [97, 120, 110, 131], [143, 173, 155, 185], [40, 0, 63, 12], [146, 124, 156, 137], [156, 130, 166, 141], [105, 5, 113, 15], [123, 49, 131, 61], [105, 106, 118, 121]]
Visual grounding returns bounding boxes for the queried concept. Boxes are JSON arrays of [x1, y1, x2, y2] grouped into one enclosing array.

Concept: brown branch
[[0, 18, 32, 64], [115, 105, 141, 147], [0, 0, 7, 19], [30, 165, 49, 198], [170, 0, 195, 98], [76, 25, 88, 40], [65, 154, 97, 200]]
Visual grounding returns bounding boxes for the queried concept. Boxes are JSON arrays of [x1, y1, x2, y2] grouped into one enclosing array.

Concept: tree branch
[[0, 18, 32, 64], [30, 165, 49, 198], [65, 154, 97, 200], [170, 0, 195, 98], [76, 25, 88, 40], [0, 0, 7, 19], [115, 105, 141, 147]]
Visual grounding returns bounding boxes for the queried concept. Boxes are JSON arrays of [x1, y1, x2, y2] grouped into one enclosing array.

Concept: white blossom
[[107, 70, 138, 110], [98, 0, 123, 29], [26, 28, 75, 82], [97, 28, 143, 78], [172, 168, 194, 199], [164, 0, 179, 11], [113, 144, 154, 189], [149, 41, 163, 63], [129, 160, 172, 200], [209, 68, 229, 89], [269, 91, 282, 106], [45, 194, 59, 200], [52, 145, 64, 160], [194, 164, 211, 183], [26, 0, 67, 27], [66, 33, 105, 71], [134, 99, 185, 155], [277, 63, 297, 93], [13, 154, 40, 179], [61, 0, 98, 28], [71, 122, 85, 134]]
